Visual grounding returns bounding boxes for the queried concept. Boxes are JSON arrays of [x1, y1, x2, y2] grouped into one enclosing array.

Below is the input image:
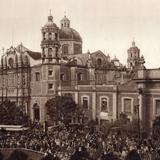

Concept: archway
[[33, 103, 40, 121]]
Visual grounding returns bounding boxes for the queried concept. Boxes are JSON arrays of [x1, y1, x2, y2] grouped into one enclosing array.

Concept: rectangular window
[[82, 97, 89, 109], [48, 70, 53, 76], [101, 98, 108, 112], [48, 83, 53, 90], [35, 72, 40, 81], [124, 98, 132, 114], [156, 100, 160, 115]]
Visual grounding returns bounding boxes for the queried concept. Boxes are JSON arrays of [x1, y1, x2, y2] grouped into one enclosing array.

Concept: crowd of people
[[0, 123, 160, 160]]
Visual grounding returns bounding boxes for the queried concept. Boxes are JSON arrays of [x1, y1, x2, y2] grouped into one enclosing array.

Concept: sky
[[0, 0, 160, 68]]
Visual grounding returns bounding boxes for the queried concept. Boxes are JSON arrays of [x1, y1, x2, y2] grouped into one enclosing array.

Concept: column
[[92, 92, 96, 120], [112, 92, 117, 120], [138, 94, 143, 120]]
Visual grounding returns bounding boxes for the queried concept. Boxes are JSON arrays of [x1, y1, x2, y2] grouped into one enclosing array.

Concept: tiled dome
[[59, 27, 82, 42]]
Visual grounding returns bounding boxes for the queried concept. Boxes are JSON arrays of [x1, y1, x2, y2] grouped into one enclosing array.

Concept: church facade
[[0, 13, 160, 131]]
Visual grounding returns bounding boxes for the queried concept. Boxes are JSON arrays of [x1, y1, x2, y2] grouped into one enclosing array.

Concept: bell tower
[[41, 12, 60, 64], [127, 40, 145, 70], [40, 13, 61, 97]]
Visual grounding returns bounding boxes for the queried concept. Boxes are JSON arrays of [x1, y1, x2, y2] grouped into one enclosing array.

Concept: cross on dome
[[132, 38, 136, 47], [48, 9, 53, 22]]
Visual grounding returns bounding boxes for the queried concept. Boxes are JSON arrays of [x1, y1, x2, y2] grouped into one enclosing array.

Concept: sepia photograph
[[0, 0, 160, 159]]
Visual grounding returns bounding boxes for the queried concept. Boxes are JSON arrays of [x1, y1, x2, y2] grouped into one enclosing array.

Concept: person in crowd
[[0, 122, 160, 160]]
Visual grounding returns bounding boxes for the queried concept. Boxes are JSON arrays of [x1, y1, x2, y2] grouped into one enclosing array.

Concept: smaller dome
[[61, 15, 70, 22], [128, 40, 140, 53], [43, 14, 58, 29], [113, 56, 119, 61], [61, 15, 70, 28]]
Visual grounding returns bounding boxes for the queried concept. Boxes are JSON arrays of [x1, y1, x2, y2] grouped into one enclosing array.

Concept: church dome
[[59, 27, 82, 42], [128, 40, 140, 52], [59, 15, 82, 42]]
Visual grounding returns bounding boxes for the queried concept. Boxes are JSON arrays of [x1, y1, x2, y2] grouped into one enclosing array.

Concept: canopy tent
[[0, 125, 29, 131]]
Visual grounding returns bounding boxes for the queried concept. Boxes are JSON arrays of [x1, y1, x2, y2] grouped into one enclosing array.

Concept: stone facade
[[0, 13, 160, 131]]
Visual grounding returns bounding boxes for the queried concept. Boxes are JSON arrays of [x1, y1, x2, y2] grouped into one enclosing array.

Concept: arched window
[[48, 70, 53, 76], [8, 58, 14, 68], [55, 47, 59, 57], [60, 74, 65, 81], [35, 72, 40, 81], [55, 33, 58, 40], [62, 44, 69, 55], [24, 55, 29, 65], [48, 83, 53, 90], [33, 103, 40, 121], [42, 48, 45, 57], [74, 44, 82, 55], [48, 48, 52, 58], [49, 33, 52, 40], [81, 96, 89, 109], [100, 97, 108, 112], [97, 58, 102, 66], [77, 72, 82, 81], [155, 99, 160, 116], [43, 32, 46, 40]]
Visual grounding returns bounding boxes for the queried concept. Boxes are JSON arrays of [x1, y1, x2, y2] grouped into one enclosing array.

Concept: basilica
[[0, 13, 160, 131]]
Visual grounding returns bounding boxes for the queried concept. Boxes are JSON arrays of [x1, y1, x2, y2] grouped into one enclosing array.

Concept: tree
[[46, 95, 77, 125], [0, 100, 29, 125]]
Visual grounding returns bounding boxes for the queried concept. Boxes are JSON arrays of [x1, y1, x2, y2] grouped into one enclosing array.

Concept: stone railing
[[138, 69, 160, 80]]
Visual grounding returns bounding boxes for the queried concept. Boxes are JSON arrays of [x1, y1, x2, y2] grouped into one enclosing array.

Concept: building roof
[[67, 50, 111, 67], [16, 44, 41, 60], [26, 51, 41, 60], [16, 44, 30, 52]]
